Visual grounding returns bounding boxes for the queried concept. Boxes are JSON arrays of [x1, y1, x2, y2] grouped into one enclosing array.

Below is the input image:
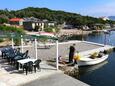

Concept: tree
[[0, 17, 8, 24], [0, 7, 115, 27]]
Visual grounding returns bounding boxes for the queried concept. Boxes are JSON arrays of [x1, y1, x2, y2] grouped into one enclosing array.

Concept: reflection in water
[[74, 61, 108, 79], [79, 61, 108, 75], [86, 31, 112, 45], [67, 31, 112, 45], [66, 35, 88, 41]]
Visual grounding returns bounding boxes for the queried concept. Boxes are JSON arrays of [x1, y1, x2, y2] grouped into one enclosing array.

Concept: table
[[17, 58, 37, 70], [18, 58, 37, 65]]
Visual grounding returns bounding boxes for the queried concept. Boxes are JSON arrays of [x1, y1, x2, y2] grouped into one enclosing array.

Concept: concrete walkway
[[24, 41, 107, 61], [0, 58, 62, 86], [0, 58, 89, 86], [23, 73, 89, 86]]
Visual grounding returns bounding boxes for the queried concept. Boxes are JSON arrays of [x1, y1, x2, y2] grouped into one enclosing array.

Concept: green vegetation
[[0, 38, 3, 42], [44, 27, 53, 32], [14, 37, 21, 46], [0, 26, 25, 45], [44, 26, 59, 33], [0, 25, 25, 34], [0, 17, 8, 24], [0, 7, 115, 28]]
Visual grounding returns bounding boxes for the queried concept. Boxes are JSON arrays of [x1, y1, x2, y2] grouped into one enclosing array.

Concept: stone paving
[[24, 73, 89, 86], [24, 41, 104, 60], [0, 58, 62, 86], [0, 57, 89, 86]]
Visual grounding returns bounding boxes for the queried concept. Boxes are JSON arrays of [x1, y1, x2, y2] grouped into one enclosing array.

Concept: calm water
[[71, 31, 115, 86]]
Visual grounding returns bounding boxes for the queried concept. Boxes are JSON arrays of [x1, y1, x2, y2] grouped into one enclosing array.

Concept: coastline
[[58, 28, 115, 37], [58, 29, 92, 37]]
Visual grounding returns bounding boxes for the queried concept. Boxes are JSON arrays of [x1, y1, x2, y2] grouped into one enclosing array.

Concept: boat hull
[[77, 55, 109, 66]]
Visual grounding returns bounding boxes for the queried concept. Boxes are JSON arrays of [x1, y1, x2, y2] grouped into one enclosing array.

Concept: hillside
[[0, 7, 114, 27]]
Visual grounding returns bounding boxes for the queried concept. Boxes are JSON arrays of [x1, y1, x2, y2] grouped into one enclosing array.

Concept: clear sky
[[0, 0, 115, 17]]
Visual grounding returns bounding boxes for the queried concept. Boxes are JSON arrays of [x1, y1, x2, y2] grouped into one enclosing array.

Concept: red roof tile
[[10, 18, 23, 22]]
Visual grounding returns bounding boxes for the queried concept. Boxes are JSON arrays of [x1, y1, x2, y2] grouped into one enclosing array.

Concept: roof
[[10, 18, 24, 22]]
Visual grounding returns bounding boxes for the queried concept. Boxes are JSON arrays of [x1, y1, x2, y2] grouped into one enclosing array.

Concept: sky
[[0, 0, 115, 17]]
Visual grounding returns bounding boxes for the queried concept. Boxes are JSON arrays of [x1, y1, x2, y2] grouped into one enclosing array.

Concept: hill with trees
[[0, 7, 115, 28]]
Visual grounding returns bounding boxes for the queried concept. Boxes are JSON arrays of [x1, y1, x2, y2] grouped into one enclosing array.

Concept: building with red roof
[[9, 18, 24, 26]]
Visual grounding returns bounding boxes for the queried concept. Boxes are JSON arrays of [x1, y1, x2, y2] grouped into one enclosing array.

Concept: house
[[43, 19, 56, 27], [23, 17, 45, 31], [23, 17, 56, 31], [23, 21, 45, 31], [9, 18, 24, 26], [63, 25, 74, 29]]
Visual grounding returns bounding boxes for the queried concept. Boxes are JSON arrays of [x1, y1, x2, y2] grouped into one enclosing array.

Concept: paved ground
[[0, 57, 62, 86], [0, 57, 89, 86], [24, 41, 104, 60], [23, 73, 89, 86]]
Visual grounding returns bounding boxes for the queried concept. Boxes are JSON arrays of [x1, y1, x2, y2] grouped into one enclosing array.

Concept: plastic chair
[[23, 61, 33, 75], [33, 59, 41, 72]]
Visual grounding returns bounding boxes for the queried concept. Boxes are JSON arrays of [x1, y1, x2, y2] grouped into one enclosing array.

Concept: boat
[[77, 54, 109, 66], [103, 30, 110, 34]]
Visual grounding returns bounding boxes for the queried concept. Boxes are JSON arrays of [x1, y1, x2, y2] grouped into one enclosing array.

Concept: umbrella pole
[[21, 35, 24, 53], [56, 40, 59, 70], [35, 38, 38, 59], [11, 37, 14, 48]]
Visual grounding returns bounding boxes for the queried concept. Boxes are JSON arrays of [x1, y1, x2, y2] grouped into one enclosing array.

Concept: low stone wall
[[58, 29, 92, 36]]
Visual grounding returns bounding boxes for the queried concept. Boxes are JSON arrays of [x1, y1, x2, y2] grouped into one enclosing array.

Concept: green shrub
[[44, 26, 60, 33], [0, 25, 25, 34], [44, 27, 53, 32], [14, 38, 21, 46], [0, 38, 4, 42]]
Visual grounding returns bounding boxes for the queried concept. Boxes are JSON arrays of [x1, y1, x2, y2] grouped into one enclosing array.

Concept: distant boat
[[103, 30, 110, 34], [77, 54, 109, 66]]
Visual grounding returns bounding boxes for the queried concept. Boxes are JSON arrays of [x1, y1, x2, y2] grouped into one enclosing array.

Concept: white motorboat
[[77, 54, 109, 66], [103, 30, 110, 34]]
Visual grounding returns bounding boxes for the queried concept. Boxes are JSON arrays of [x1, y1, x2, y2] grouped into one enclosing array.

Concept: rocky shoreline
[[58, 29, 92, 37]]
